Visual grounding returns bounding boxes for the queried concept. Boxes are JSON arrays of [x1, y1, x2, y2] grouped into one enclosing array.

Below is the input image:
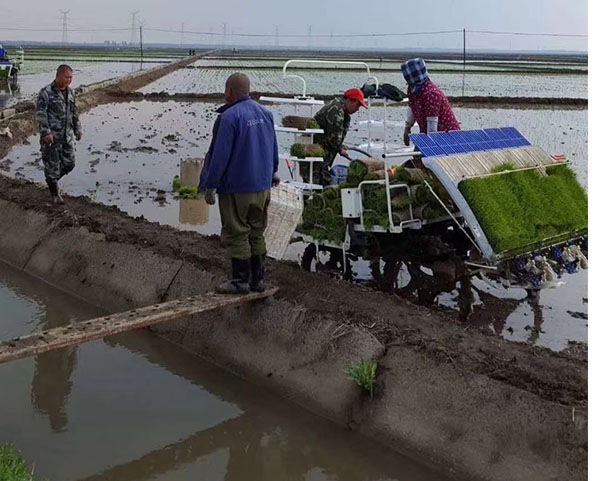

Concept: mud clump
[[132, 146, 159, 154], [153, 189, 167, 204], [107, 141, 159, 154], [108, 141, 124, 152], [0, 158, 13, 172]]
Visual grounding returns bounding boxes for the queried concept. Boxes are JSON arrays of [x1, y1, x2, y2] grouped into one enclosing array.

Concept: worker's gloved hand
[[272, 174, 280, 187], [204, 189, 217, 205], [42, 133, 54, 145], [403, 127, 411, 146]]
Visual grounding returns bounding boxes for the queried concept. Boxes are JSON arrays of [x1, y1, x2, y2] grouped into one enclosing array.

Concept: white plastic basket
[[264, 183, 304, 260]]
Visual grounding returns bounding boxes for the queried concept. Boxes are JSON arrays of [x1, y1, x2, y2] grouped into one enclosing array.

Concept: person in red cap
[[301, 88, 367, 186]]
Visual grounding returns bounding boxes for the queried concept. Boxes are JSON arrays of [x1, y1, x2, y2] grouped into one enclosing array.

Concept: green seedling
[[491, 162, 517, 173], [0, 443, 35, 481], [299, 159, 451, 243], [176, 186, 198, 199], [459, 164, 587, 254], [307, 118, 320, 129], [290, 143, 324, 158], [346, 359, 378, 398], [172, 175, 182, 192]]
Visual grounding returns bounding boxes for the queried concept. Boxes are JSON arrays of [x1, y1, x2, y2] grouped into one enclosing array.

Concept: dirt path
[[0, 176, 587, 408], [108, 90, 588, 108]]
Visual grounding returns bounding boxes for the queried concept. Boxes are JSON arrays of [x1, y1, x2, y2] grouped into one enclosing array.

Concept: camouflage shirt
[[314, 97, 351, 165], [36, 81, 81, 144]]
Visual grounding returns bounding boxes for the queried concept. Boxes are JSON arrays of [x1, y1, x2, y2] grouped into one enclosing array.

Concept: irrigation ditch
[[0, 54, 588, 481]]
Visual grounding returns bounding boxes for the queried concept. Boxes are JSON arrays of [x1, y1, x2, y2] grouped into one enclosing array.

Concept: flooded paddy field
[[0, 260, 450, 481], [141, 65, 587, 98], [0, 97, 588, 351], [193, 57, 588, 72], [1, 61, 158, 109]]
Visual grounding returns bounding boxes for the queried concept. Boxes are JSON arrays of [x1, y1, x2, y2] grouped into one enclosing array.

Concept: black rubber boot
[[46, 178, 58, 197], [46, 179, 64, 203], [249, 255, 266, 292], [216, 258, 250, 294]]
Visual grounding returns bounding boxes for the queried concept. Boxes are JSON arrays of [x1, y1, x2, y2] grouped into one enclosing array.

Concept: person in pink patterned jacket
[[401, 58, 460, 145]]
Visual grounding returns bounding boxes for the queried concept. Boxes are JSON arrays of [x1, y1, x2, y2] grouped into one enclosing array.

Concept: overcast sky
[[1, 0, 588, 51]]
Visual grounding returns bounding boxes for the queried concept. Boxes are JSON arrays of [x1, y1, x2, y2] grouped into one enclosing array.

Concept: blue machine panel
[[409, 127, 531, 158]]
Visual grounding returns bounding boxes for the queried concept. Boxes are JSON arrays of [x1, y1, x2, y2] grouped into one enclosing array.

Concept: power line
[[468, 30, 587, 38], [0, 26, 129, 32], [144, 27, 463, 38], [0, 24, 588, 40]]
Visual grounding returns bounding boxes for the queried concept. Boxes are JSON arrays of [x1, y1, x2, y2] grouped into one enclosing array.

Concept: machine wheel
[[300, 243, 317, 272], [369, 257, 403, 293], [9, 71, 17, 87], [301, 243, 353, 280]]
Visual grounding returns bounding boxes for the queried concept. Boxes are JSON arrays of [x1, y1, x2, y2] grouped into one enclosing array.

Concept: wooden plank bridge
[[0, 288, 277, 364]]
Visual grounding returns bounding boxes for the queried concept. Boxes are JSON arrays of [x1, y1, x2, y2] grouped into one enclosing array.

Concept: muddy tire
[[301, 243, 317, 272], [370, 257, 402, 293]]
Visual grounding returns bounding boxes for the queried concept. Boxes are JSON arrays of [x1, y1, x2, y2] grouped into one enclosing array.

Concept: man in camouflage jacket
[[36, 64, 82, 202], [302, 87, 367, 186]]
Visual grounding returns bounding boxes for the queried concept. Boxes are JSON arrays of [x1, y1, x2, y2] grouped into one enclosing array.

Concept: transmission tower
[[274, 25, 280, 47], [180, 23, 185, 47], [222, 22, 227, 49], [59, 10, 70, 45], [308, 25, 313, 49], [130, 11, 140, 46]]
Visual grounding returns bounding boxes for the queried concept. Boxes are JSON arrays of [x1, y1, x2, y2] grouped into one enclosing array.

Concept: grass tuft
[[346, 359, 378, 398], [0, 443, 35, 481]]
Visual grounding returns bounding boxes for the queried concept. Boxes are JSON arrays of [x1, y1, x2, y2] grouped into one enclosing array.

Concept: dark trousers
[[41, 140, 75, 185], [218, 190, 270, 259]]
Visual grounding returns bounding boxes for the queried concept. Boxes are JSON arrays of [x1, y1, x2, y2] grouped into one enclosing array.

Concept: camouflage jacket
[[36, 81, 81, 143], [314, 97, 350, 164]]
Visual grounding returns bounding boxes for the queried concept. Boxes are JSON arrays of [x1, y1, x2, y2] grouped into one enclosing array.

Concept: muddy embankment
[[111, 90, 589, 109], [0, 175, 587, 481], [0, 56, 587, 481]]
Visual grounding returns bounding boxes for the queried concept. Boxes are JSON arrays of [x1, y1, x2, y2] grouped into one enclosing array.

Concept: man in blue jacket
[[199, 73, 279, 294]]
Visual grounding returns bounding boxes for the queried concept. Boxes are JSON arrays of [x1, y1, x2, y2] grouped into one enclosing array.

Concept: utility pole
[[180, 23, 185, 48], [209, 24, 213, 47], [222, 22, 227, 50], [130, 11, 140, 46], [59, 10, 69, 46], [308, 25, 313, 49], [274, 25, 280, 48], [462, 28, 466, 96]]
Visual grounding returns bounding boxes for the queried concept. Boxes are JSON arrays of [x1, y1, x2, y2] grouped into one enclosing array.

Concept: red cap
[[344, 88, 368, 108]]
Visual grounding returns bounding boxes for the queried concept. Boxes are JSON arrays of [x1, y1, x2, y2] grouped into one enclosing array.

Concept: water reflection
[[92, 332, 446, 481], [179, 198, 209, 226], [465, 272, 587, 351], [0, 79, 18, 110], [525, 294, 545, 345], [30, 302, 78, 433]]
